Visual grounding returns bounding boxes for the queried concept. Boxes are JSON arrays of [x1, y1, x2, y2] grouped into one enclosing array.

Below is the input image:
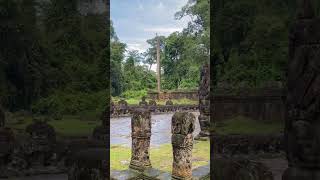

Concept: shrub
[[32, 90, 108, 116]]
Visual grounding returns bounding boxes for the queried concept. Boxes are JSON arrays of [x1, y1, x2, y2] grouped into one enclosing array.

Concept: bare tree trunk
[[156, 34, 161, 99]]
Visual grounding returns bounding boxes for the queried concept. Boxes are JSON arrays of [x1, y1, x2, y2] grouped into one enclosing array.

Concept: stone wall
[[213, 88, 285, 122], [147, 90, 198, 100]]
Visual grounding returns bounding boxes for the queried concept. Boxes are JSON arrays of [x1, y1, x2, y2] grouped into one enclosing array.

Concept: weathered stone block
[[171, 112, 195, 180], [130, 109, 152, 171]]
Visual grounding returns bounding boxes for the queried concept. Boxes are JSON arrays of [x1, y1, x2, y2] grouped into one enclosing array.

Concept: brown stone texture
[[171, 112, 195, 179], [283, 1, 320, 179], [129, 108, 152, 171]]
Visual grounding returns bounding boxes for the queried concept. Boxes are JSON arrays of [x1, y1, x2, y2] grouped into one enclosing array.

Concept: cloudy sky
[[111, 0, 191, 53]]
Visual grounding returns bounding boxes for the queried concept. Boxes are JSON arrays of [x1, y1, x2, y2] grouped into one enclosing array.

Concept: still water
[[110, 112, 200, 147]]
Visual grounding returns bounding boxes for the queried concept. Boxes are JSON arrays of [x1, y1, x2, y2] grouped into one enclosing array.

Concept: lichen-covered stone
[[166, 99, 174, 106], [171, 112, 195, 180], [130, 108, 152, 171], [118, 99, 128, 114], [283, 1, 320, 179], [139, 96, 148, 106]]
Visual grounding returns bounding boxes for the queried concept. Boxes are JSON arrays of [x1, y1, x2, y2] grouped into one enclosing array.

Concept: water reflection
[[110, 112, 200, 147]]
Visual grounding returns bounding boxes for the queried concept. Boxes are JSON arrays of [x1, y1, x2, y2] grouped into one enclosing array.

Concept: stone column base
[[129, 160, 152, 171], [282, 167, 320, 180]]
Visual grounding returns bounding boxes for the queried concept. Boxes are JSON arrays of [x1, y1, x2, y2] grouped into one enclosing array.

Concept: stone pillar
[[171, 112, 195, 180], [129, 108, 152, 171], [197, 63, 210, 138], [0, 105, 4, 128], [283, 0, 320, 179]]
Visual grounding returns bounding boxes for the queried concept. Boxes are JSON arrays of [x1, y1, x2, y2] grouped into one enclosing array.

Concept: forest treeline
[[110, 0, 210, 97], [2, 0, 320, 115], [212, 0, 320, 88], [0, 0, 107, 117], [111, 0, 210, 97]]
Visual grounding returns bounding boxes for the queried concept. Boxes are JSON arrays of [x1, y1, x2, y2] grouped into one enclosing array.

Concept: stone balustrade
[[111, 104, 199, 117]]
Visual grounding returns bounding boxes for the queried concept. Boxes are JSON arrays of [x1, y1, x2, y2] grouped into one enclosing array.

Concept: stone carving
[[283, 0, 320, 179], [129, 108, 152, 171], [139, 96, 148, 106], [0, 127, 14, 174], [118, 99, 128, 114], [148, 99, 157, 112], [0, 104, 4, 127], [165, 98, 174, 106], [68, 148, 108, 180], [171, 112, 195, 179], [8, 119, 56, 173], [197, 63, 210, 137]]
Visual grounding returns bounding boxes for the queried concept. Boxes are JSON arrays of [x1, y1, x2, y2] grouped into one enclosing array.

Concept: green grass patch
[[110, 141, 209, 172], [214, 116, 284, 135], [6, 114, 99, 137]]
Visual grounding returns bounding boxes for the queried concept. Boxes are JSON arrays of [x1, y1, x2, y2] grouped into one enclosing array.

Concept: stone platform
[[111, 164, 210, 180]]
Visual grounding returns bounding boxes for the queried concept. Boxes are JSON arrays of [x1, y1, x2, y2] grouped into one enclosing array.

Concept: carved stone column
[[197, 63, 210, 138], [283, 0, 320, 179], [129, 108, 152, 171], [171, 112, 195, 180]]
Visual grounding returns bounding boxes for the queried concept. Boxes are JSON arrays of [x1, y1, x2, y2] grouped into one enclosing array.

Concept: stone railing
[[213, 87, 285, 122], [111, 104, 199, 117], [147, 90, 198, 100], [213, 134, 284, 155]]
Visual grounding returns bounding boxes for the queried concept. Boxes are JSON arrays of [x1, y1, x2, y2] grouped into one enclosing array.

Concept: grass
[[112, 97, 198, 105], [6, 114, 99, 137], [214, 116, 284, 135], [110, 141, 210, 172]]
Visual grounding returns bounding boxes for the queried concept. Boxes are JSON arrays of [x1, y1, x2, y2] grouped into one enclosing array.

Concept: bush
[[32, 90, 108, 116], [121, 90, 147, 99]]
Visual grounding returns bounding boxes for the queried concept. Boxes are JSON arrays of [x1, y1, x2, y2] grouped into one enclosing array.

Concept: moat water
[[110, 111, 201, 147]]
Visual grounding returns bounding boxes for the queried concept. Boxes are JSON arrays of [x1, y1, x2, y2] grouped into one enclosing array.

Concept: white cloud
[[143, 27, 182, 34], [157, 1, 164, 10], [126, 42, 149, 53]]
